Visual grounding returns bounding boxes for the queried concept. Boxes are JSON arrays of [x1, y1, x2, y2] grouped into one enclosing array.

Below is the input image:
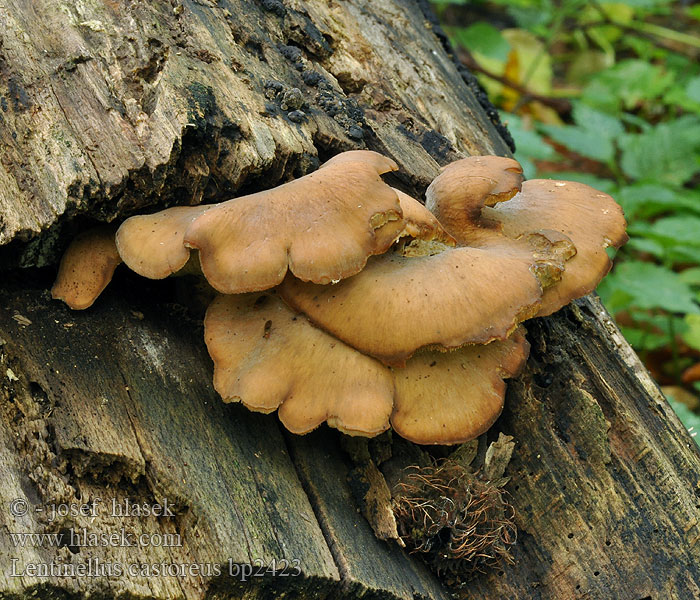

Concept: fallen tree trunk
[[1, 1, 699, 599]]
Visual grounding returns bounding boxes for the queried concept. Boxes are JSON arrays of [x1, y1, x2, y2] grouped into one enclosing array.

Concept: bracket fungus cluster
[[52, 150, 627, 445]]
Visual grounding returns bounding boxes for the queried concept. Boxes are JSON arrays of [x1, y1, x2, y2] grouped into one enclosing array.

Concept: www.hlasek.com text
[[9, 527, 182, 549]]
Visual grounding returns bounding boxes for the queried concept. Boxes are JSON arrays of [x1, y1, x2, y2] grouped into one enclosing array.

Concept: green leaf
[[663, 86, 700, 115], [515, 156, 537, 180], [620, 112, 652, 131], [680, 268, 700, 287], [629, 311, 687, 336], [498, 0, 556, 31], [451, 23, 511, 61], [537, 102, 626, 163], [587, 24, 618, 54], [686, 76, 700, 104], [502, 112, 556, 160], [619, 326, 668, 351], [616, 184, 700, 219], [667, 398, 700, 446], [643, 216, 700, 248], [572, 102, 625, 137], [500, 111, 556, 179], [580, 79, 621, 113], [668, 247, 700, 266], [619, 116, 700, 185], [583, 59, 675, 110], [512, 130, 555, 160], [614, 0, 674, 8], [540, 124, 614, 162], [597, 281, 634, 313], [621, 35, 667, 62], [626, 230, 700, 266], [566, 50, 613, 85], [598, 2, 635, 23], [599, 261, 700, 314], [625, 236, 665, 260], [684, 314, 700, 352], [616, 184, 674, 218]]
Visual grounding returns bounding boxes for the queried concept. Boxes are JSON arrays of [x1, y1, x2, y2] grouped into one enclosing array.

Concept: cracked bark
[[0, 1, 699, 599]]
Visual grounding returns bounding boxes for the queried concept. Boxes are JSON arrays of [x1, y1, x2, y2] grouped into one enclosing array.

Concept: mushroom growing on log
[[205, 291, 530, 445], [51, 151, 627, 445], [51, 226, 122, 310], [183, 150, 403, 293]]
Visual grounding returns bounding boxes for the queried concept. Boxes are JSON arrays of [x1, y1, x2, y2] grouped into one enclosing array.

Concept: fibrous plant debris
[[393, 459, 516, 580]]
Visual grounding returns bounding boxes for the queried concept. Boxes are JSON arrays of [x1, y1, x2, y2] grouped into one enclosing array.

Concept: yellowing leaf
[[502, 29, 553, 95]]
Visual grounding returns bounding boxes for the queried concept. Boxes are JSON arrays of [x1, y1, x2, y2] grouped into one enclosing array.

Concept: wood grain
[[0, 277, 451, 599], [0, 0, 506, 264], [1, 0, 699, 598]]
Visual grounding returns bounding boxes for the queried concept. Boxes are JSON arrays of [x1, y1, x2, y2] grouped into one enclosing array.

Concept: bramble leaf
[[599, 261, 700, 314]]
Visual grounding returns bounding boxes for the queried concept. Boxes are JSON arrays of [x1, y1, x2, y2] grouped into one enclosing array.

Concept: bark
[[0, 0, 507, 265], [0, 1, 699, 599]]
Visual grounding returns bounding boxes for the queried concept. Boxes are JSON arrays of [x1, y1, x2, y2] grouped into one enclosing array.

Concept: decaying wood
[[0, 0, 507, 265], [1, 1, 699, 599], [0, 278, 449, 599], [457, 296, 700, 599]]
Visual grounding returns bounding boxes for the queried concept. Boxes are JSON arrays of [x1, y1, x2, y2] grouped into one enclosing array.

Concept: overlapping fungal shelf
[[51, 150, 628, 445]]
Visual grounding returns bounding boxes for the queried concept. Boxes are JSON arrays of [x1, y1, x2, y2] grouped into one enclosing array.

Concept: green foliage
[[615, 185, 700, 219], [598, 262, 699, 314], [666, 398, 700, 446], [686, 76, 700, 103], [451, 23, 511, 61], [499, 112, 555, 178], [618, 117, 700, 185], [583, 60, 675, 111], [684, 315, 700, 352], [539, 123, 614, 162], [433, 0, 700, 433]]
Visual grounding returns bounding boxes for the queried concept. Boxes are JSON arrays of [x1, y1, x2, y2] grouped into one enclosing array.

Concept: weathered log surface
[[0, 275, 451, 599], [0, 0, 507, 264], [464, 295, 700, 600], [1, 1, 700, 599]]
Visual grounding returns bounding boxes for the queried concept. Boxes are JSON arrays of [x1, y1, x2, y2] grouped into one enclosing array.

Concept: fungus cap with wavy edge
[[424, 157, 627, 316], [277, 156, 572, 366], [204, 293, 529, 444], [483, 179, 629, 317], [279, 232, 562, 366], [392, 188, 457, 248], [51, 226, 122, 310], [204, 292, 395, 437], [391, 327, 529, 445], [425, 155, 525, 244], [184, 150, 403, 294], [115, 205, 211, 279]]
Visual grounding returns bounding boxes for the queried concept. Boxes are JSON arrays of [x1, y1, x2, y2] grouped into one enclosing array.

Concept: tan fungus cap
[[485, 179, 628, 316], [204, 292, 395, 437], [51, 226, 121, 310], [391, 327, 529, 445], [115, 205, 210, 279], [184, 150, 403, 294], [278, 155, 579, 365], [425, 156, 524, 244], [278, 231, 561, 366], [393, 188, 456, 248], [204, 293, 529, 444]]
